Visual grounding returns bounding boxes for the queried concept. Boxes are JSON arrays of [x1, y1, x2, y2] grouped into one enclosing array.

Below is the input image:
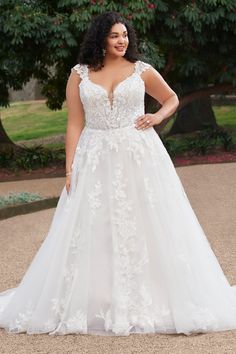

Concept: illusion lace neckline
[[85, 61, 139, 110]]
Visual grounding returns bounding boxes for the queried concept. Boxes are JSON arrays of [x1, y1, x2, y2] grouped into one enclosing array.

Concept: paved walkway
[[0, 163, 236, 354], [0, 176, 64, 198]]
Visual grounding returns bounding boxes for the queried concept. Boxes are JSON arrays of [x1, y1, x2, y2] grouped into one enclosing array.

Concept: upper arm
[[66, 70, 85, 127], [141, 66, 179, 105]]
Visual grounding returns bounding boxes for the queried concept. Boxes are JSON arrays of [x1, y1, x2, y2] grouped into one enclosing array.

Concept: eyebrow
[[110, 31, 127, 34]]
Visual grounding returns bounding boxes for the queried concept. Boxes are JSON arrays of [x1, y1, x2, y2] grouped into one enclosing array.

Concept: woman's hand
[[65, 174, 72, 195], [134, 113, 163, 130]]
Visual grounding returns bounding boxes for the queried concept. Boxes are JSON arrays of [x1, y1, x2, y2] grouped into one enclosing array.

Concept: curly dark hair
[[77, 11, 140, 71]]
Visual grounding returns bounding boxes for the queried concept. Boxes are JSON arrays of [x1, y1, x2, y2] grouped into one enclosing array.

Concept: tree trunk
[[0, 115, 18, 151], [144, 93, 170, 134], [168, 96, 218, 135]]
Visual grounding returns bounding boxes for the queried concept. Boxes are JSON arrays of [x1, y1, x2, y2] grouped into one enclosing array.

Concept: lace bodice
[[71, 60, 152, 130]]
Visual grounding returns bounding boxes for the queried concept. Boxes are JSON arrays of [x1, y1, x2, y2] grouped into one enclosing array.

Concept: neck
[[102, 55, 127, 67]]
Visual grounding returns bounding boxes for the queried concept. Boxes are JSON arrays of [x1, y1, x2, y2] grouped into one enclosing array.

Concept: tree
[[0, 0, 235, 149], [0, 0, 156, 149], [146, 0, 236, 134]]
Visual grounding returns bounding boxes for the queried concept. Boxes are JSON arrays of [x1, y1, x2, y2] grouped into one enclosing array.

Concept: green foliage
[[161, 126, 234, 156], [0, 145, 65, 171], [160, 137, 186, 157], [0, 0, 236, 110], [0, 192, 43, 208], [0, 0, 157, 109], [138, 40, 166, 69], [149, 1, 236, 89], [183, 132, 216, 155]]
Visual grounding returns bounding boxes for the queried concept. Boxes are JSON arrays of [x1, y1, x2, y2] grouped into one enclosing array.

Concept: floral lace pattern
[[72, 60, 152, 130], [9, 300, 34, 333], [88, 181, 102, 217], [143, 177, 156, 209], [73, 126, 149, 173], [92, 163, 153, 335]]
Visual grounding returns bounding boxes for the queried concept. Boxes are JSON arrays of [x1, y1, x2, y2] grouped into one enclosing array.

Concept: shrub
[[0, 192, 43, 208], [161, 127, 234, 157], [0, 144, 65, 171]]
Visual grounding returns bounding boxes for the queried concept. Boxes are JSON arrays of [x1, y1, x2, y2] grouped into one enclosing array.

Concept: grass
[[0, 101, 67, 142], [0, 101, 236, 146], [213, 106, 236, 132]]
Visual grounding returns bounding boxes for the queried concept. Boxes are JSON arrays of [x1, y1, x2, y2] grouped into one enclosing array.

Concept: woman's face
[[105, 22, 129, 57]]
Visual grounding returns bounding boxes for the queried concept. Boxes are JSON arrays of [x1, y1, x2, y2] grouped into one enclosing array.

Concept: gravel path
[[0, 163, 236, 354]]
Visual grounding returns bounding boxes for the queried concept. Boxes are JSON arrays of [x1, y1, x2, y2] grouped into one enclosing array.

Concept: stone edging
[[0, 197, 59, 220]]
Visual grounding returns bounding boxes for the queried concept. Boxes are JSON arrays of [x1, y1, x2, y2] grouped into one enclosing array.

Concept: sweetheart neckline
[[86, 61, 139, 100], [87, 72, 137, 98], [78, 60, 147, 111]]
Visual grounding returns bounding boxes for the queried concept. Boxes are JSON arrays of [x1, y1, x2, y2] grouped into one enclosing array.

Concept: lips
[[115, 46, 125, 51]]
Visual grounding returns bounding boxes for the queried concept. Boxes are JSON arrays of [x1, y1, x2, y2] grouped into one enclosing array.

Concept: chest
[[79, 74, 145, 112], [87, 65, 137, 96]]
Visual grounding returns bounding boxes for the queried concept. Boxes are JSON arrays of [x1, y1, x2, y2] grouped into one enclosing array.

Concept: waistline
[[83, 124, 136, 132]]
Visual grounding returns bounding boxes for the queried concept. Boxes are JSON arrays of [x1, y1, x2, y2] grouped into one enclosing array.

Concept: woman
[[0, 11, 236, 337]]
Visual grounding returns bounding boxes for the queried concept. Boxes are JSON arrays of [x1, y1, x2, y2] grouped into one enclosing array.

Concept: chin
[[113, 51, 126, 57]]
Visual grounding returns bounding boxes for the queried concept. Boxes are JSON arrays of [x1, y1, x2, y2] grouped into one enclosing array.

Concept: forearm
[[154, 94, 179, 122], [65, 122, 84, 172]]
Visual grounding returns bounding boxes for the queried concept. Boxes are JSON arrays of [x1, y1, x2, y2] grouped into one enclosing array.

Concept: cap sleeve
[[135, 60, 152, 75], [71, 63, 88, 80]]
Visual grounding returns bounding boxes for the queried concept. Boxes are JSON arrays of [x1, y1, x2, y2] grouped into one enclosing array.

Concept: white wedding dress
[[0, 60, 236, 337]]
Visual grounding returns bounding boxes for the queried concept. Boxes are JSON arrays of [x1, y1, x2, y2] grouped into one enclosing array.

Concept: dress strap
[[135, 60, 152, 75], [71, 63, 88, 80]]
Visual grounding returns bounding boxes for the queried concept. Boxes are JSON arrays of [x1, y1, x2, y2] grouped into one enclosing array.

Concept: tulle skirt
[[0, 125, 236, 336]]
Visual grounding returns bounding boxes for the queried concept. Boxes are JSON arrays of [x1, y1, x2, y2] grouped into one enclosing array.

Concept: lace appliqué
[[71, 126, 152, 177], [186, 303, 219, 334], [93, 163, 154, 335], [135, 60, 152, 75], [8, 300, 34, 333], [88, 181, 102, 217], [95, 303, 175, 335], [49, 182, 102, 334], [71, 60, 153, 130], [71, 63, 88, 80], [49, 309, 87, 335], [49, 228, 87, 334], [143, 177, 156, 209]]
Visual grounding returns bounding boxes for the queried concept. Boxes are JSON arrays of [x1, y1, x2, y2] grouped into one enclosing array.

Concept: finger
[[135, 115, 152, 127], [135, 114, 145, 121], [135, 115, 145, 123], [135, 118, 147, 129], [139, 120, 152, 130]]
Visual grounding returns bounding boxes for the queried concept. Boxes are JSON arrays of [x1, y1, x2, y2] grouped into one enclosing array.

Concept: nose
[[118, 36, 125, 44]]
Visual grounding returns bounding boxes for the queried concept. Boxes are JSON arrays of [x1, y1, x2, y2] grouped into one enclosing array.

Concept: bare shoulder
[[137, 60, 178, 104], [66, 64, 86, 101], [69, 63, 89, 84], [137, 60, 162, 82]]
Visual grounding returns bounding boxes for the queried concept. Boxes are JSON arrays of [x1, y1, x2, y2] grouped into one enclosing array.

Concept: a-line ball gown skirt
[[0, 60, 236, 336]]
